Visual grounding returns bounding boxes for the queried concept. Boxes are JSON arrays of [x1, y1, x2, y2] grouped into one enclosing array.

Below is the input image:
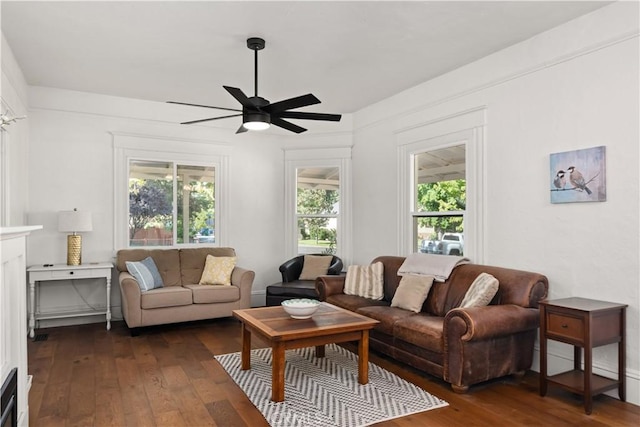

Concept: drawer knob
[[561, 324, 568, 328], [69, 271, 74, 275]]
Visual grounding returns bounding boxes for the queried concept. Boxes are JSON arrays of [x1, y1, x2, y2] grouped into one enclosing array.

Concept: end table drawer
[[51, 269, 92, 278], [547, 313, 584, 341]]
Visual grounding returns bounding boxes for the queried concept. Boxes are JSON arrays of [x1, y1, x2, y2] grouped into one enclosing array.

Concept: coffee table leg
[[241, 323, 251, 370], [358, 330, 370, 384], [315, 345, 325, 358], [272, 342, 285, 402]]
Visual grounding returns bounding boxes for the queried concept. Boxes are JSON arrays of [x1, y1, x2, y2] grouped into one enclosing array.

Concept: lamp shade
[[58, 209, 93, 233]]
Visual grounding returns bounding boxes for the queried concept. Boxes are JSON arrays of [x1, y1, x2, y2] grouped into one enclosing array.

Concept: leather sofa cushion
[[117, 249, 182, 286], [179, 247, 237, 285], [325, 294, 389, 312], [357, 306, 416, 335], [140, 286, 192, 309], [185, 284, 240, 304], [393, 314, 445, 353], [267, 281, 318, 298]]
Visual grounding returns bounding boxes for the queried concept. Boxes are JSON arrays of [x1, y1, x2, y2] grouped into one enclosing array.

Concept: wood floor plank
[[94, 387, 126, 427], [27, 320, 639, 427], [206, 399, 248, 427], [67, 354, 97, 425], [140, 362, 180, 416]]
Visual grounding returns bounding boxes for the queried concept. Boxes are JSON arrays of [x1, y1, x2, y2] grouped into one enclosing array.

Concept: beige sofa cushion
[[185, 284, 240, 304], [299, 255, 332, 280], [117, 249, 182, 286], [140, 286, 192, 309], [179, 247, 237, 284]]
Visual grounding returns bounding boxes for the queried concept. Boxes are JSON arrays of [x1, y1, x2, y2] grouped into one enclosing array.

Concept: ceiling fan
[[168, 37, 342, 134]]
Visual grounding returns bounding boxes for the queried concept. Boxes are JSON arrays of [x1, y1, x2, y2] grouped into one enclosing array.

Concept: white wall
[[352, 2, 639, 405], [1, 34, 29, 226]]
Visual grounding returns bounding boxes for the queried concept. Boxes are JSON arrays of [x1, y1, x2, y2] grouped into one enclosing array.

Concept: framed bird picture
[[550, 146, 606, 203]]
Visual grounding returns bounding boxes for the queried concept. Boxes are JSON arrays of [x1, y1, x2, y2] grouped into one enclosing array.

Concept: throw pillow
[[459, 272, 499, 308], [390, 275, 435, 313], [299, 255, 333, 280], [199, 255, 237, 286], [344, 262, 384, 300], [126, 256, 164, 292]]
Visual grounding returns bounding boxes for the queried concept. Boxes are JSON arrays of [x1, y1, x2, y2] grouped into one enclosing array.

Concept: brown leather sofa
[[315, 256, 548, 392], [116, 247, 255, 333]]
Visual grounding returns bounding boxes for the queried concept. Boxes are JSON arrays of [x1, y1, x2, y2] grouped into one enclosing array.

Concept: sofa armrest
[[231, 266, 255, 292], [119, 271, 143, 328], [315, 275, 346, 301], [279, 257, 304, 282], [444, 304, 540, 342], [231, 266, 255, 308]]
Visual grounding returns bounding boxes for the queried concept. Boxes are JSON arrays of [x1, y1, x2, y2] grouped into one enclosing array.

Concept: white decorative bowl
[[281, 298, 321, 319]]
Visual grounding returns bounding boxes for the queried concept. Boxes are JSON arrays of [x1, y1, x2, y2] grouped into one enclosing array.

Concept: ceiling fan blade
[[263, 94, 320, 114], [167, 101, 242, 113], [181, 113, 242, 125], [223, 86, 258, 109], [235, 124, 248, 134], [271, 117, 307, 134], [277, 111, 342, 122]]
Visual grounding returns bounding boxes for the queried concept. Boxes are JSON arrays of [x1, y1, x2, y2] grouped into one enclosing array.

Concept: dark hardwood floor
[[28, 319, 639, 426]]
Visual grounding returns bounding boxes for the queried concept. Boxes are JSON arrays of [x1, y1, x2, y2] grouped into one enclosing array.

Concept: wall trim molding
[[357, 30, 639, 132]]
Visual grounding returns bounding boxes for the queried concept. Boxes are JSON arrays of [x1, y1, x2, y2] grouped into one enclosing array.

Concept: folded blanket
[[398, 253, 470, 282]]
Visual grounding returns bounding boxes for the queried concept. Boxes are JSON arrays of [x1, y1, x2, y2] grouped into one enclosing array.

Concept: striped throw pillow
[[125, 256, 164, 292], [344, 262, 384, 300]]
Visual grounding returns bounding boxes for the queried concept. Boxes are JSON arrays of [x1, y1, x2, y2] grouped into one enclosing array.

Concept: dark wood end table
[[539, 297, 627, 414]]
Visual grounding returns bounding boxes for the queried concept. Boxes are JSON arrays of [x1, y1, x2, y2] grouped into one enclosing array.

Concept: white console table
[[27, 263, 114, 337]]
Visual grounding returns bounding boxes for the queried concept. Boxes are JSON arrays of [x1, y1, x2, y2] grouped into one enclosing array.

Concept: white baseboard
[[251, 290, 266, 307]]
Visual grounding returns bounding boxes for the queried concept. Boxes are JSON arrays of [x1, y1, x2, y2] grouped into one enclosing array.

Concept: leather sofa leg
[[512, 370, 526, 381], [451, 384, 469, 394]]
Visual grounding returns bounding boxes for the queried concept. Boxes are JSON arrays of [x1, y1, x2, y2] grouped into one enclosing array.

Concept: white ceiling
[[2, 1, 610, 116]]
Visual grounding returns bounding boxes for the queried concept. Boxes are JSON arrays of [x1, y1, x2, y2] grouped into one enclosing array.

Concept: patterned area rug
[[215, 344, 448, 427]]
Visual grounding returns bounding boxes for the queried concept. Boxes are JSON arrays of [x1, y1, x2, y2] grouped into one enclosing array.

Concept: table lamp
[[58, 208, 92, 265]]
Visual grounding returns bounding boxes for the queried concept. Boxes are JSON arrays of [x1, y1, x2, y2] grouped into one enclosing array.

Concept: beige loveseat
[[116, 247, 254, 333]]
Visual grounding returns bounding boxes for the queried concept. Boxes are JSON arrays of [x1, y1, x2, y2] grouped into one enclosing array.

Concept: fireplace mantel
[[1, 226, 41, 427]]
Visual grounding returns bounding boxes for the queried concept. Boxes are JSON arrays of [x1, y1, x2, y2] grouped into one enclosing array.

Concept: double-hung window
[[412, 145, 466, 256], [296, 166, 340, 255], [398, 108, 485, 261], [284, 147, 351, 261]]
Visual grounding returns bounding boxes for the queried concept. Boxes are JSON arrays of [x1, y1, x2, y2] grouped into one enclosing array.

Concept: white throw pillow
[[391, 275, 435, 313], [459, 272, 499, 308], [344, 262, 384, 300]]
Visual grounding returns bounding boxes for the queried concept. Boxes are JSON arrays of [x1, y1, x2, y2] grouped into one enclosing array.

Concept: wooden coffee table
[[232, 302, 379, 402]]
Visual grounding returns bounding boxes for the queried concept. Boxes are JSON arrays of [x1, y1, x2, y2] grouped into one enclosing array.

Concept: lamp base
[[67, 234, 82, 266]]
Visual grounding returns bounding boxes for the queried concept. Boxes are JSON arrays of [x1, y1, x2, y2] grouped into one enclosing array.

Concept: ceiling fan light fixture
[[243, 111, 270, 131]]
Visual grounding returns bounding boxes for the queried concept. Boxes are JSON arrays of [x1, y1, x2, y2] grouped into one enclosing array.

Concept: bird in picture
[[553, 170, 566, 189], [567, 166, 592, 194]]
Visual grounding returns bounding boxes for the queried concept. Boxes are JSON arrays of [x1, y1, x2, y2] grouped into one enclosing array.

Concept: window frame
[[284, 147, 351, 263], [397, 108, 485, 262], [113, 133, 230, 249]]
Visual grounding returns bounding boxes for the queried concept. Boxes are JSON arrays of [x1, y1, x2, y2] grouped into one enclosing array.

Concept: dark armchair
[[266, 254, 343, 306]]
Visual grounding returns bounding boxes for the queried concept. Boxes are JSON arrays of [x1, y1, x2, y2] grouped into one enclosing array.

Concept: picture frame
[[550, 146, 606, 203]]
